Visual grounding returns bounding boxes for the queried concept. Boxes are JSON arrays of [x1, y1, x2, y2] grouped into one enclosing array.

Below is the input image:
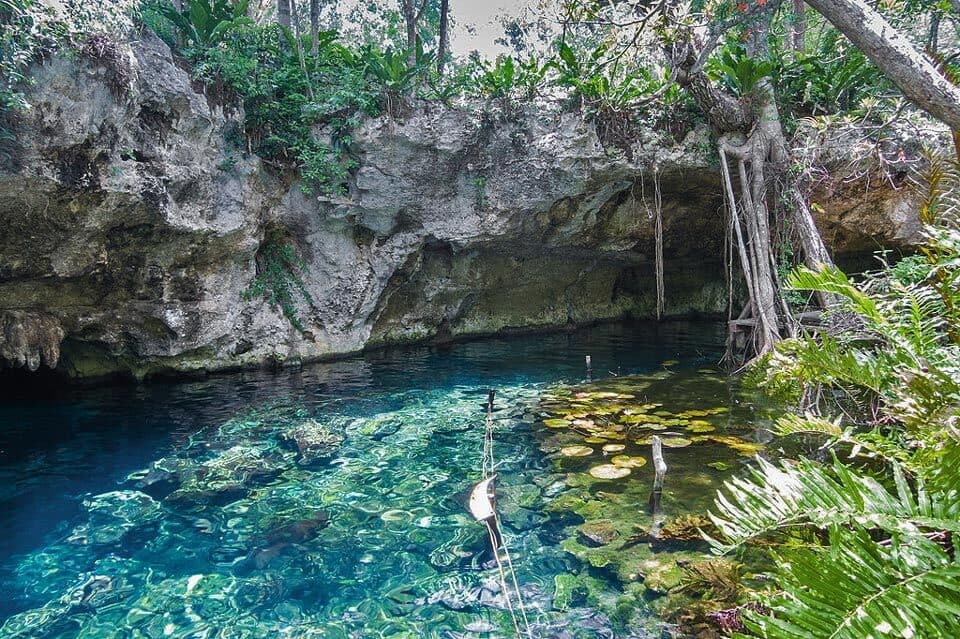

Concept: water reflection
[[0, 321, 740, 637]]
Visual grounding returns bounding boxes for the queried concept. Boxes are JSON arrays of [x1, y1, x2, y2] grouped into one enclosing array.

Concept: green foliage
[[188, 22, 382, 193], [1, 0, 61, 112], [772, 32, 881, 116], [753, 250, 960, 432], [242, 231, 313, 332], [706, 44, 774, 97], [551, 41, 658, 109], [888, 253, 931, 286], [471, 176, 487, 210], [151, 0, 252, 49], [717, 165, 960, 637]]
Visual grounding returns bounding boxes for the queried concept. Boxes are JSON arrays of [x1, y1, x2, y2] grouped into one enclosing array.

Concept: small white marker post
[[649, 435, 667, 518], [585, 355, 592, 381]]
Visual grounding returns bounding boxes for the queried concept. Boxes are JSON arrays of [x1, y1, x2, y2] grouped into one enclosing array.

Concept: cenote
[[0, 321, 780, 638]]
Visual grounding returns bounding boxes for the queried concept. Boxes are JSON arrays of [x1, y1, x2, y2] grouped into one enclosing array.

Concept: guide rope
[[477, 391, 535, 639]]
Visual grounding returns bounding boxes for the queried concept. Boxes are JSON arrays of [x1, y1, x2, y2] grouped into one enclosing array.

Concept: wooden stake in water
[[649, 435, 667, 516], [585, 355, 592, 381]]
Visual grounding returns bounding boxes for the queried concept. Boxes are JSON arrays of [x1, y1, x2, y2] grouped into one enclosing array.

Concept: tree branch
[[804, 0, 960, 131]]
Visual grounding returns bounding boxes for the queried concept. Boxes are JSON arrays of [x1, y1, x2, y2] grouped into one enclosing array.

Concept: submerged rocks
[[282, 419, 344, 464], [67, 490, 161, 546]]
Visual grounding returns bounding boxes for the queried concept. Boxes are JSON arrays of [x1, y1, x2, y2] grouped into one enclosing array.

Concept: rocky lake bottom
[[0, 321, 779, 638]]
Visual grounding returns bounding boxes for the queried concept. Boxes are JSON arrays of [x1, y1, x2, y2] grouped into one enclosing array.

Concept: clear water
[[0, 321, 764, 638]]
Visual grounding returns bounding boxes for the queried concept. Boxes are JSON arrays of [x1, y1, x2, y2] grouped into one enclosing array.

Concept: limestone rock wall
[[0, 35, 922, 378]]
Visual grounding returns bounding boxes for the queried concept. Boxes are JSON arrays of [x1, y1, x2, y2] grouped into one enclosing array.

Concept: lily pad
[[543, 418, 570, 428], [610, 455, 647, 468], [601, 444, 625, 454], [686, 421, 716, 433], [583, 436, 607, 444], [661, 437, 693, 448], [588, 464, 632, 480], [709, 435, 764, 456], [595, 431, 625, 440], [560, 445, 594, 457]]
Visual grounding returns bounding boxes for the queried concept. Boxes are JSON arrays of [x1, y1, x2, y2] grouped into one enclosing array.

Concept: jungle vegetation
[[3, 0, 960, 636]]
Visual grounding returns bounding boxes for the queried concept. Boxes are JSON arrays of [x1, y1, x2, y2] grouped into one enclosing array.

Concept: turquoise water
[[0, 321, 758, 638]]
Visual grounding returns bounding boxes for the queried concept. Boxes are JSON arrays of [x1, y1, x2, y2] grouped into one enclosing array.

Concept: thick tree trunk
[[437, 0, 450, 76], [804, 0, 960, 130], [277, 0, 291, 28], [672, 15, 836, 358], [310, 0, 319, 55], [792, 0, 806, 51]]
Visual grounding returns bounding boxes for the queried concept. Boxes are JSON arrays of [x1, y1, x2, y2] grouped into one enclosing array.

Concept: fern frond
[[740, 527, 960, 639], [708, 455, 960, 553], [773, 413, 843, 437]]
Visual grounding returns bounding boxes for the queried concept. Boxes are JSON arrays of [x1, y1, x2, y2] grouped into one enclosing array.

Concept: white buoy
[[468, 475, 497, 521]]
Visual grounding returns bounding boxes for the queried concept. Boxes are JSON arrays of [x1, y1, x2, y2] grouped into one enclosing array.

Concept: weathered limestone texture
[[0, 35, 922, 378]]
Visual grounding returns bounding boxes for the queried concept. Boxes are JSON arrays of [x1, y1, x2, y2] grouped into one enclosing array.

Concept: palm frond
[[740, 526, 960, 639], [708, 455, 960, 553]]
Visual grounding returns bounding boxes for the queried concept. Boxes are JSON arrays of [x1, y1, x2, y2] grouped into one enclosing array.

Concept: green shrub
[[242, 230, 314, 332], [189, 22, 380, 194], [716, 210, 960, 636]]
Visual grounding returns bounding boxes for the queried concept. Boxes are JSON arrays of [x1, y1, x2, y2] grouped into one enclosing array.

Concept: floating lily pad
[[709, 435, 764, 456], [560, 445, 594, 457], [610, 455, 647, 468], [588, 464, 632, 480], [595, 431, 625, 440], [661, 437, 693, 448], [543, 418, 570, 428], [686, 421, 716, 433], [601, 444, 625, 454], [583, 437, 607, 444]]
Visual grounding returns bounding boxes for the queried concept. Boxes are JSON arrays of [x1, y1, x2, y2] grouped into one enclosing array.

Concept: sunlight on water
[[0, 321, 773, 638]]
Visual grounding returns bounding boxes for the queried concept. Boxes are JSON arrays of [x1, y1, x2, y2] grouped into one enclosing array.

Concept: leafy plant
[[706, 43, 774, 97], [152, 0, 252, 50], [716, 175, 960, 637], [190, 22, 380, 193], [770, 28, 887, 117], [242, 230, 314, 332]]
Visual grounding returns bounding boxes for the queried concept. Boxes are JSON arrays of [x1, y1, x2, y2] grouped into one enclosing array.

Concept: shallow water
[[0, 321, 775, 638]]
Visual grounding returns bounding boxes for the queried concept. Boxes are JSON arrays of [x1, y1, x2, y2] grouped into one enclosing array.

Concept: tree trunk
[[437, 0, 450, 76], [671, 13, 836, 359], [804, 0, 960, 130], [277, 0, 291, 28], [399, 0, 424, 70], [792, 0, 806, 51], [310, 0, 319, 55]]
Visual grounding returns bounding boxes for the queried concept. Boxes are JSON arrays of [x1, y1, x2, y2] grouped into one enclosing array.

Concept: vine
[[241, 230, 314, 332]]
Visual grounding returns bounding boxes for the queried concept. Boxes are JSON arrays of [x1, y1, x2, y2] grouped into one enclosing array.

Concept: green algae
[[533, 368, 780, 635]]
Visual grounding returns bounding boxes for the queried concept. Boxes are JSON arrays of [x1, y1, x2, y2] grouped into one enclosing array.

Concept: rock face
[[0, 35, 923, 378]]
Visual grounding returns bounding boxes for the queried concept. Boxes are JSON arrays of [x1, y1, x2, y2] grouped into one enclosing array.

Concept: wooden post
[[649, 435, 667, 515], [585, 355, 592, 380]]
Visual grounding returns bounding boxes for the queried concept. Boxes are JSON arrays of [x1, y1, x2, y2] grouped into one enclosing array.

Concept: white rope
[[478, 392, 535, 639]]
